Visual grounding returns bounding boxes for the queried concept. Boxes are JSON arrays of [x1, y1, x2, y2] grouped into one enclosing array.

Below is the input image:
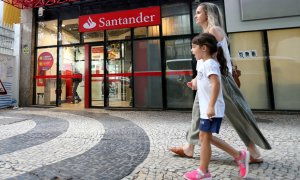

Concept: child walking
[[184, 33, 249, 180]]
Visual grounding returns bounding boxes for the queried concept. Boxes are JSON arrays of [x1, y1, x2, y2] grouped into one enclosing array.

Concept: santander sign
[[79, 6, 160, 32]]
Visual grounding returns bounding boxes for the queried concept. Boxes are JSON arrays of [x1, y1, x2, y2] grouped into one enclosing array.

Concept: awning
[[3, 2, 21, 25], [1, 0, 79, 9]]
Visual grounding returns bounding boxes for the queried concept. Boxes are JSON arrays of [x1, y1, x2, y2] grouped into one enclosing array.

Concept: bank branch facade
[[27, 0, 300, 111]]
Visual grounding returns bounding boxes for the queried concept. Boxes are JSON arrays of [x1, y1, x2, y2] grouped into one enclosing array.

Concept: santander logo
[[83, 17, 96, 29], [79, 6, 160, 32]]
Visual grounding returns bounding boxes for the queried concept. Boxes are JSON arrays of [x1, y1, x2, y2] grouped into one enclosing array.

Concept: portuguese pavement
[[0, 107, 299, 180]]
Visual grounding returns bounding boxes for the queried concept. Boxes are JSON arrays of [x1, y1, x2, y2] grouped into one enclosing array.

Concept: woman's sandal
[[168, 147, 193, 158], [250, 156, 264, 164]]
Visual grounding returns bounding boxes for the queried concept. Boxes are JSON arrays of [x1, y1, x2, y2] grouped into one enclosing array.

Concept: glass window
[[134, 26, 160, 38], [83, 31, 104, 43], [35, 48, 57, 105], [133, 39, 162, 108], [165, 38, 193, 108], [37, 20, 57, 46], [107, 28, 131, 41], [267, 28, 300, 110], [61, 19, 80, 44], [0, 26, 14, 55], [229, 32, 270, 109], [161, 3, 191, 36]]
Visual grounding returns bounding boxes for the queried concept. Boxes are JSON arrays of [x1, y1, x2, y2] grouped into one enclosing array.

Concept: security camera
[[38, 7, 44, 17]]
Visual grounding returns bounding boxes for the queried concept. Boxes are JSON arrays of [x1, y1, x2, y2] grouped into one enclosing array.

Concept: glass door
[[91, 45, 105, 107], [107, 41, 132, 107], [58, 46, 85, 107]]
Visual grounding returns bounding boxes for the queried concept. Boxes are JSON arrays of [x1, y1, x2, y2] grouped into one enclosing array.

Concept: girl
[[184, 33, 245, 180], [170, 2, 271, 170]]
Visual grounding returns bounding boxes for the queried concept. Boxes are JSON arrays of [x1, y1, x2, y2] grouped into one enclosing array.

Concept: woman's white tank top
[[218, 38, 233, 74]]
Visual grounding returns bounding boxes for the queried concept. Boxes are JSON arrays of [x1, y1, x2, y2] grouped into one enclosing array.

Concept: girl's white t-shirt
[[196, 59, 225, 119]]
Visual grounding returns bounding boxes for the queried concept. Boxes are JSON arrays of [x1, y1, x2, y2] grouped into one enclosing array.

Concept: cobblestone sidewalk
[[0, 108, 299, 180]]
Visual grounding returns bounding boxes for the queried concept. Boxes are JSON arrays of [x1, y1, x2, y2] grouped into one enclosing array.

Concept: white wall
[[0, 1, 3, 25], [0, 54, 16, 108], [224, 0, 300, 32]]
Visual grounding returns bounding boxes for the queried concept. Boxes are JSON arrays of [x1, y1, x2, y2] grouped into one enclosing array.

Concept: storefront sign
[[23, 44, 30, 54], [38, 52, 54, 71], [0, 80, 7, 95], [79, 6, 160, 32]]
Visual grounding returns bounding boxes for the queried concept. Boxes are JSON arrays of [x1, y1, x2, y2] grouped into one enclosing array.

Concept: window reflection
[[84, 31, 104, 42], [61, 19, 80, 44], [133, 40, 162, 108], [267, 28, 300, 110], [107, 28, 131, 41], [37, 20, 57, 46], [161, 3, 191, 36], [165, 39, 193, 108], [134, 26, 160, 38]]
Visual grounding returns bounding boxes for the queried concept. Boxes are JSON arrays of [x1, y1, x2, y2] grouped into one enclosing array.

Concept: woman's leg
[[182, 93, 201, 155], [222, 75, 271, 159], [247, 142, 262, 159], [185, 93, 201, 145], [211, 136, 240, 158], [169, 94, 200, 157]]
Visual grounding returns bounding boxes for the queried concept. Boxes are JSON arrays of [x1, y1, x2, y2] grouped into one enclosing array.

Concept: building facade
[[18, 0, 300, 110], [0, 1, 21, 109], [225, 0, 300, 111]]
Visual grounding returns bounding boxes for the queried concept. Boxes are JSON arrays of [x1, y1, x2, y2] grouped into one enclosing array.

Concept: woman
[[169, 2, 271, 165]]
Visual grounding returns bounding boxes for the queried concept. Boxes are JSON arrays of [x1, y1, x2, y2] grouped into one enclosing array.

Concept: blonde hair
[[198, 2, 224, 33]]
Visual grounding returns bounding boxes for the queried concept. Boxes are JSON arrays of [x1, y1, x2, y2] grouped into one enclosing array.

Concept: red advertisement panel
[[38, 52, 54, 71], [79, 6, 160, 32]]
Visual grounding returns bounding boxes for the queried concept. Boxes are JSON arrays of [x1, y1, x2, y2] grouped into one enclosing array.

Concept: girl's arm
[[207, 74, 220, 119]]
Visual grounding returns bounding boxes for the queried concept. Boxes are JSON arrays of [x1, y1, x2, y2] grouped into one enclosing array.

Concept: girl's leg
[[183, 131, 213, 180], [199, 131, 212, 172], [211, 135, 250, 178]]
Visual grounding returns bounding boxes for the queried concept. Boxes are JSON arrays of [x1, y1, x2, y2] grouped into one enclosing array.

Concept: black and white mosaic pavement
[[1, 108, 300, 180], [0, 109, 150, 180]]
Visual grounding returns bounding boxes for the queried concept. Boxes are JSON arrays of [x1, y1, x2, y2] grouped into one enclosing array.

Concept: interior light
[[62, 24, 65, 27]]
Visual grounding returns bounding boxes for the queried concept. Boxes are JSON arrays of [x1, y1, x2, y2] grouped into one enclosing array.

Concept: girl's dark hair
[[192, 33, 228, 75]]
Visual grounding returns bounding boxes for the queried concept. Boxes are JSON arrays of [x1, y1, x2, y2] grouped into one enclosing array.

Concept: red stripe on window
[[34, 70, 193, 79]]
